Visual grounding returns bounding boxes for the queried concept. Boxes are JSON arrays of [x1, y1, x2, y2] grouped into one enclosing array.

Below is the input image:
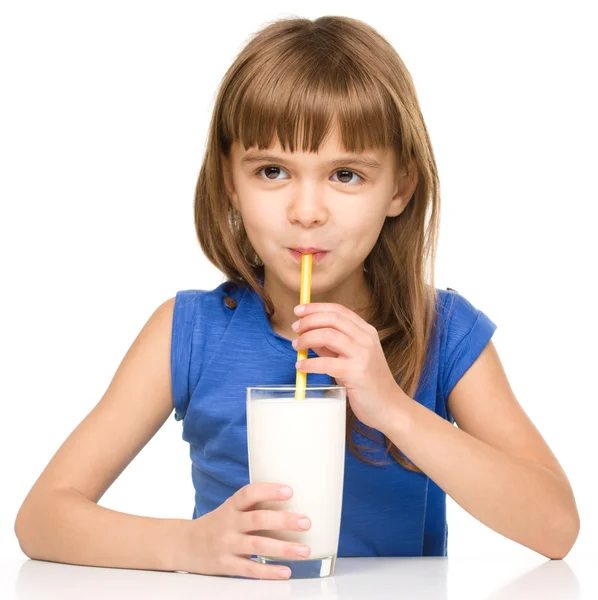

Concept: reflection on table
[[14, 555, 582, 600]]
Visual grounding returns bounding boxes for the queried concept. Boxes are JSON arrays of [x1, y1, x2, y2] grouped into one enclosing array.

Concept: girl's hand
[[179, 482, 312, 579], [292, 302, 406, 434]]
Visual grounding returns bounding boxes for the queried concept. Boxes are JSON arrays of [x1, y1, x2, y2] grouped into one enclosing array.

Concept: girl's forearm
[[15, 487, 188, 572], [386, 390, 579, 559]]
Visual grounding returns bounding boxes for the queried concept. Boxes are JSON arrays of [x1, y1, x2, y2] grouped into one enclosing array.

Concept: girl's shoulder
[[435, 286, 495, 339], [434, 286, 498, 411], [170, 280, 251, 421], [173, 280, 247, 318]]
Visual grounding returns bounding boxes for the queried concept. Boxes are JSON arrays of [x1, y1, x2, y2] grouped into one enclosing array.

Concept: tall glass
[[246, 384, 346, 579]]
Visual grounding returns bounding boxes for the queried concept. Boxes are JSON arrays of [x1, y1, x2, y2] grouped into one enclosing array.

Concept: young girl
[[15, 15, 579, 580]]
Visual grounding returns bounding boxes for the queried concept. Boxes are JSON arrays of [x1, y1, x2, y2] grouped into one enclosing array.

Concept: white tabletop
[[1, 554, 595, 599]]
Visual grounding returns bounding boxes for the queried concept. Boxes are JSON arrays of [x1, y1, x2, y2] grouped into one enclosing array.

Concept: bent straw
[[294, 253, 312, 400]]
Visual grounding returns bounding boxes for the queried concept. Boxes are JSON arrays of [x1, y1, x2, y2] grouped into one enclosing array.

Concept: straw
[[294, 253, 312, 400]]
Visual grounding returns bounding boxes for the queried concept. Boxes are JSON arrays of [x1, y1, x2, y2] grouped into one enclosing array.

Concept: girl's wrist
[[160, 517, 195, 573]]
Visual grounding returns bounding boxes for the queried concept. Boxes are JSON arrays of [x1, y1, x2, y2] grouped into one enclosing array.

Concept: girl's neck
[[262, 267, 374, 339]]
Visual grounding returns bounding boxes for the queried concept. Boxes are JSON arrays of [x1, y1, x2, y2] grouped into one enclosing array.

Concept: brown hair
[[194, 15, 443, 473]]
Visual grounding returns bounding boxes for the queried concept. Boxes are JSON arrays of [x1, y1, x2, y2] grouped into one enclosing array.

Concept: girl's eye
[[255, 165, 365, 186]]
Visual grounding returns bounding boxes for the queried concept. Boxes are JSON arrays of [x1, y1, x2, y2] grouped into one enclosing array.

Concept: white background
[[2, 0, 597, 569]]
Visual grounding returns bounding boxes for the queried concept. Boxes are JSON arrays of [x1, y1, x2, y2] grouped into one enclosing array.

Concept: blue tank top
[[170, 279, 497, 556]]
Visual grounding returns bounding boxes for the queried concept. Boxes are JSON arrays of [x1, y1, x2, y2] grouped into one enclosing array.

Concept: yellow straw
[[294, 253, 312, 400]]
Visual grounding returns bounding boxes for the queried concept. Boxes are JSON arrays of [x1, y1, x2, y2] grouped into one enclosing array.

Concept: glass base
[[257, 554, 336, 579]]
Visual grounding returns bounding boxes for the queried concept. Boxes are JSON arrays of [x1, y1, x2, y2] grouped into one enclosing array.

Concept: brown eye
[[265, 166, 280, 179], [256, 166, 289, 181], [336, 170, 354, 184], [255, 165, 365, 186], [332, 169, 363, 186]]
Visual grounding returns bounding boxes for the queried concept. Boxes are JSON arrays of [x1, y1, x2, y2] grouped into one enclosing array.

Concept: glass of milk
[[246, 384, 346, 579]]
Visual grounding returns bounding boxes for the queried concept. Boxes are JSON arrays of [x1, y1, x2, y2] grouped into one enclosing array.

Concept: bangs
[[220, 52, 404, 159]]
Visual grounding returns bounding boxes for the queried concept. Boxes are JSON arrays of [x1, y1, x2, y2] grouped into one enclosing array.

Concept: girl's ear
[[220, 152, 240, 211], [387, 157, 418, 218]]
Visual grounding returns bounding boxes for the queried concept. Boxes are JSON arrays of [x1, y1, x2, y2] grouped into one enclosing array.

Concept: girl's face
[[221, 123, 417, 295]]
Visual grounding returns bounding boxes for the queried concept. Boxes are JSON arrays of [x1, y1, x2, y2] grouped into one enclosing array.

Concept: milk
[[246, 395, 346, 560]]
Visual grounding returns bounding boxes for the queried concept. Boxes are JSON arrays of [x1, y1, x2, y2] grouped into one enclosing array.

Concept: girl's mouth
[[288, 249, 329, 263]]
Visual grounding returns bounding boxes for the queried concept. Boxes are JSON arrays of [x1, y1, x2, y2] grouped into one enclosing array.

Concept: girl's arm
[[14, 297, 188, 572], [386, 340, 580, 559]]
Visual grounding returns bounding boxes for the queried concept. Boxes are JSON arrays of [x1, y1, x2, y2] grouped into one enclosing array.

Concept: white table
[[1, 554, 595, 599]]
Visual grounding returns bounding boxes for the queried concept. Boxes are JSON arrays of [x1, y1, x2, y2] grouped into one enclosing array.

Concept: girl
[[15, 15, 579, 581]]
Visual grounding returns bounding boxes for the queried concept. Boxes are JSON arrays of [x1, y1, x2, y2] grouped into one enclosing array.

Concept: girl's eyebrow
[[240, 152, 382, 170]]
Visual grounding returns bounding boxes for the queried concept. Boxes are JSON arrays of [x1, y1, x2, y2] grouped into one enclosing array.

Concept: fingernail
[[291, 338, 298, 348], [294, 305, 306, 315], [291, 320, 300, 331], [278, 567, 291, 578], [280, 486, 293, 497], [298, 517, 311, 530], [296, 545, 310, 557]]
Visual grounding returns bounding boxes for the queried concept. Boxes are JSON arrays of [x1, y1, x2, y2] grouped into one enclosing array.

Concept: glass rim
[[246, 384, 345, 391]]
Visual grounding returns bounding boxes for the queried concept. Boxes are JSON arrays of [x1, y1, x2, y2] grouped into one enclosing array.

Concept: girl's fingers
[[296, 302, 373, 335], [295, 311, 372, 347], [239, 534, 311, 562], [294, 328, 358, 357], [295, 356, 346, 379], [229, 556, 293, 580], [230, 483, 294, 512]]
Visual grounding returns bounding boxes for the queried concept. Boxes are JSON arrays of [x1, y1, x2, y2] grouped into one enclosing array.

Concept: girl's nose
[[288, 191, 328, 226]]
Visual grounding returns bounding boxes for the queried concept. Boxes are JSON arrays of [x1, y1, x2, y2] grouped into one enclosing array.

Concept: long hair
[[194, 15, 444, 473]]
